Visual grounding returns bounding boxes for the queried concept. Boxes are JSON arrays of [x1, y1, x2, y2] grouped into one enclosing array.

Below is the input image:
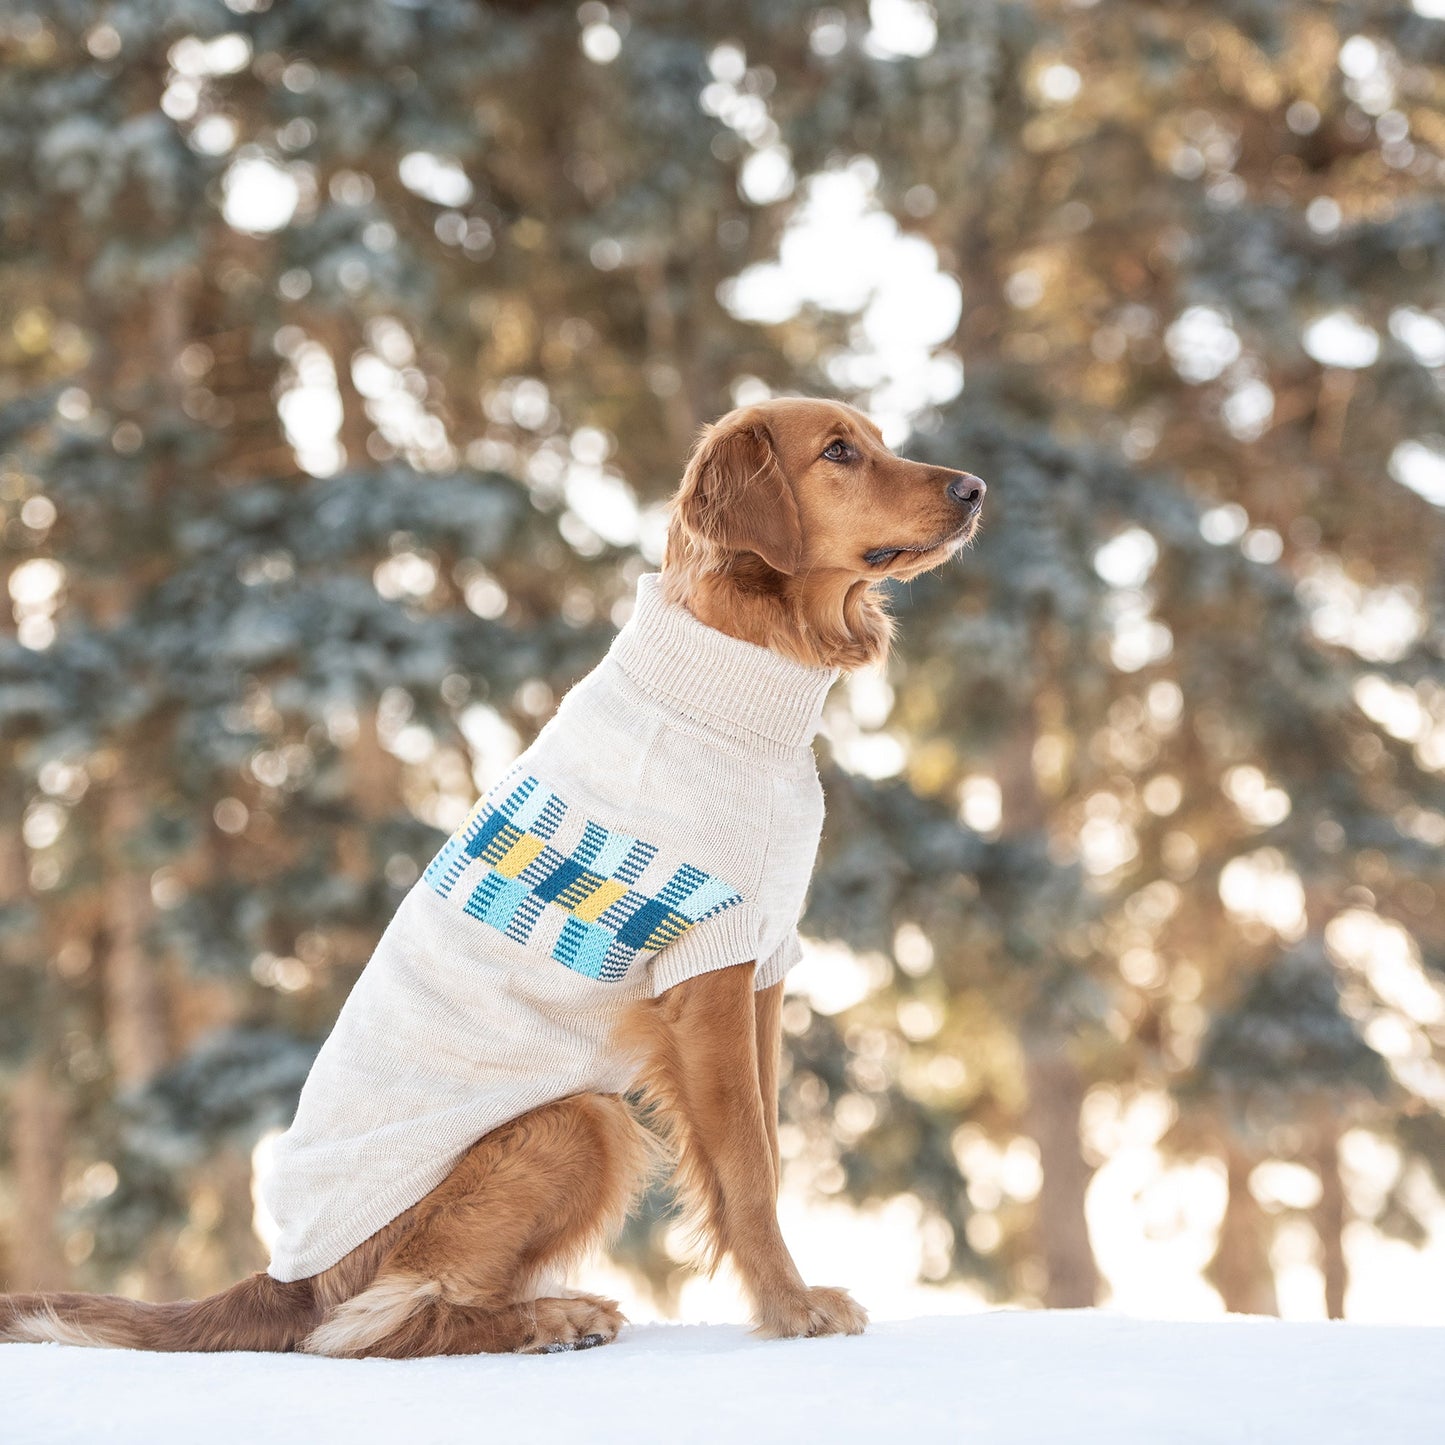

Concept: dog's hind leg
[[317, 1292, 627, 1358], [301, 1092, 655, 1358]]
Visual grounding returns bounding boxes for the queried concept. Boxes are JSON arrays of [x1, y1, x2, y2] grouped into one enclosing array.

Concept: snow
[[6, 1311, 1444, 1444]]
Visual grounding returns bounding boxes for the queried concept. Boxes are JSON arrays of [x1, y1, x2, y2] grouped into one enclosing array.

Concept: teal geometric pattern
[[423, 775, 742, 982]]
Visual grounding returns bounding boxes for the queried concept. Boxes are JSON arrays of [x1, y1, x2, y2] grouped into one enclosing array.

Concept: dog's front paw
[[755, 1285, 868, 1339]]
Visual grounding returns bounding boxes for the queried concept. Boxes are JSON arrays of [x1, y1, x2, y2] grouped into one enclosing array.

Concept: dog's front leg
[[627, 963, 866, 1338], [756, 980, 783, 1198]]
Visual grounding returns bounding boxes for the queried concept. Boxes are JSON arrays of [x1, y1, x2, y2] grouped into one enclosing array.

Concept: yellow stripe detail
[[480, 822, 521, 865], [643, 914, 691, 950], [555, 873, 600, 910], [573, 878, 628, 922], [496, 833, 545, 878]]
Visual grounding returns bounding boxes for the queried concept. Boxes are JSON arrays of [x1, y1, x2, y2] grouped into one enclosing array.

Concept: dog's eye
[[821, 440, 851, 462]]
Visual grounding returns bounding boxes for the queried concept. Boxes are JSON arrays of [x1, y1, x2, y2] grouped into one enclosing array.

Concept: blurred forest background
[[3, 0, 1445, 1324]]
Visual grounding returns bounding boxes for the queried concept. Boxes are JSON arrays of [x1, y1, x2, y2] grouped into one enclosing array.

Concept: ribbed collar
[[608, 574, 839, 751]]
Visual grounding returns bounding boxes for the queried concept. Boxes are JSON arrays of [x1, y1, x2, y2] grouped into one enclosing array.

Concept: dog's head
[[664, 397, 985, 668]]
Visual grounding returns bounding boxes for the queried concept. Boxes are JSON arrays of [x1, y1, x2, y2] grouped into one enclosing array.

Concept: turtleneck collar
[[607, 574, 839, 752]]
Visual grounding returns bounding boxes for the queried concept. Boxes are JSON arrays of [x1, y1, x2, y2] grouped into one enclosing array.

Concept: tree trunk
[[1023, 1042, 1098, 1308], [348, 709, 404, 820], [636, 255, 698, 459], [8, 1058, 68, 1291], [102, 780, 169, 1086], [1000, 626, 1098, 1308], [311, 312, 374, 467], [1210, 1143, 1278, 1316], [1314, 1126, 1347, 1320], [1, 775, 68, 1291]]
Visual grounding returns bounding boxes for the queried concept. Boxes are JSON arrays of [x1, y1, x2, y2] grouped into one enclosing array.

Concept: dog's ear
[[673, 419, 803, 575]]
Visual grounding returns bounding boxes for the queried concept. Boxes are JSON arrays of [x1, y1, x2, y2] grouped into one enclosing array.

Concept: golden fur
[[0, 398, 981, 1356], [663, 397, 981, 669]]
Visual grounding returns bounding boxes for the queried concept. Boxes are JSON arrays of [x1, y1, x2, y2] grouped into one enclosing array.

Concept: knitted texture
[[263, 574, 837, 1282], [425, 773, 744, 982]]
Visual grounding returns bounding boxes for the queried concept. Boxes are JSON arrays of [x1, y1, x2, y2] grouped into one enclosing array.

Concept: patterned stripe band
[[423, 775, 742, 982]]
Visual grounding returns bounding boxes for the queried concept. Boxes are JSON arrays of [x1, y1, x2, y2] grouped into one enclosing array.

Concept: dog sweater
[[262, 573, 839, 1281]]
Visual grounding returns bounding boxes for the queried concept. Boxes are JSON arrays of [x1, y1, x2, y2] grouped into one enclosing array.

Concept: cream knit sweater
[[263, 574, 838, 1282]]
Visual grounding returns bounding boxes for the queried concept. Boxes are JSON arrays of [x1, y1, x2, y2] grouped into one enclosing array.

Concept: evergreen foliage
[[2, 0, 1442, 1315]]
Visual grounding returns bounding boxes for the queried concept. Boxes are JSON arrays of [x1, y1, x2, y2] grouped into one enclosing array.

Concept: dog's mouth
[[864, 518, 978, 569]]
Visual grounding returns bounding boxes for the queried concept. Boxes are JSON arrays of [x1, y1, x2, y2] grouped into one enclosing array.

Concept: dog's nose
[[948, 473, 986, 512]]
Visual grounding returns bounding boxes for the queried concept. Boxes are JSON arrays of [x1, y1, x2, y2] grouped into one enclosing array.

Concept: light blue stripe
[[677, 875, 739, 921], [591, 830, 636, 877], [508, 783, 558, 832], [464, 873, 529, 929], [554, 916, 613, 979]]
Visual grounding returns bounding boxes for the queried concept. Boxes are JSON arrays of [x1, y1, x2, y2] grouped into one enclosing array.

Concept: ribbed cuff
[[647, 903, 764, 997]]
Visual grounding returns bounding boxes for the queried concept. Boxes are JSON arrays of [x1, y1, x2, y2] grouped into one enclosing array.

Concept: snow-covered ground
[[6, 1311, 1443, 1444]]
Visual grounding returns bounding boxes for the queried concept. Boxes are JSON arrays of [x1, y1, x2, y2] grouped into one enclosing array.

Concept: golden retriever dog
[[1, 397, 984, 1357]]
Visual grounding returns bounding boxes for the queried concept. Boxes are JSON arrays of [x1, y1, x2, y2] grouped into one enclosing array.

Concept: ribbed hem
[[266, 1151, 456, 1282], [611, 575, 838, 751], [755, 932, 802, 991], [648, 902, 764, 997]]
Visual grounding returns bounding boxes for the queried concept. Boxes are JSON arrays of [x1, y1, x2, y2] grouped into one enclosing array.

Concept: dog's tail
[[0, 1273, 319, 1352]]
